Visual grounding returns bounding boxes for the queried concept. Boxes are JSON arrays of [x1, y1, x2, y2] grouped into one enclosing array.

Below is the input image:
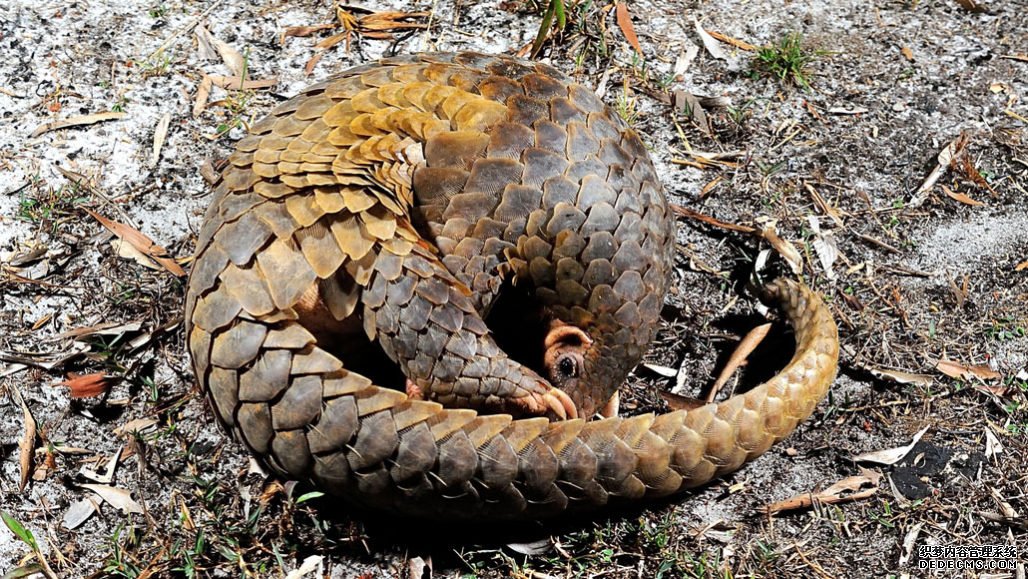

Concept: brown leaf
[[59, 372, 113, 398], [935, 358, 1001, 380], [760, 224, 803, 274], [669, 204, 756, 233], [281, 23, 337, 41], [954, 0, 987, 12], [704, 29, 757, 51], [900, 46, 914, 61], [615, 2, 642, 55], [1016, 259, 1028, 271], [85, 209, 185, 276], [9, 384, 37, 491], [698, 174, 723, 198], [762, 468, 881, 514], [660, 391, 707, 411], [708, 323, 771, 402], [30, 111, 128, 138], [206, 75, 279, 90], [193, 75, 213, 118], [941, 185, 984, 206]]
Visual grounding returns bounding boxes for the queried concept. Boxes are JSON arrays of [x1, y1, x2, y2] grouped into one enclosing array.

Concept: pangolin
[[185, 52, 839, 519]]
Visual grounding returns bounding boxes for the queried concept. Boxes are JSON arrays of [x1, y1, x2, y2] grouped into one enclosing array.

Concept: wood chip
[[30, 112, 127, 138]]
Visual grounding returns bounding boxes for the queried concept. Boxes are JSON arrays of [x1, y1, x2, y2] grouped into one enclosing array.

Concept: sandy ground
[[1, 0, 1026, 577]]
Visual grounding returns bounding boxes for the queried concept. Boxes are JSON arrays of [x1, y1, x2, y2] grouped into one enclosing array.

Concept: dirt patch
[[1, 0, 1025, 578]]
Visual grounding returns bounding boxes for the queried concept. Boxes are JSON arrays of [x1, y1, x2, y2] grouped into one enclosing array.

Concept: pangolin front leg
[[361, 242, 577, 419]]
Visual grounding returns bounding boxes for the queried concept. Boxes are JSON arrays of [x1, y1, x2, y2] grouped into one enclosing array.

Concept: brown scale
[[185, 52, 839, 520]]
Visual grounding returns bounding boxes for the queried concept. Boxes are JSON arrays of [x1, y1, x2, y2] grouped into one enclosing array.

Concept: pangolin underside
[[185, 52, 839, 520]]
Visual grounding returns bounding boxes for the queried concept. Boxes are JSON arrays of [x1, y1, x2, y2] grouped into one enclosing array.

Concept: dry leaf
[[704, 29, 757, 51], [827, 106, 870, 115], [281, 23, 336, 41], [1016, 259, 1028, 271], [151, 112, 171, 167], [941, 185, 984, 206], [80, 448, 122, 484], [910, 133, 968, 208], [954, 0, 987, 12], [85, 209, 185, 276], [506, 539, 553, 555], [59, 320, 143, 340], [866, 367, 933, 386], [708, 323, 771, 402], [985, 428, 1003, 458], [112, 238, 160, 271], [193, 75, 213, 117], [284, 555, 324, 579], [30, 111, 127, 138], [760, 224, 803, 274], [898, 522, 923, 567], [211, 36, 244, 76], [641, 363, 678, 378], [62, 498, 99, 530], [207, 75, 278, 90], [694, 19, 730, 61], [193, 25, 220, 60], [59, 372, 112, 399], [79, 484, 144, 514], [615, 3, 642, 55], [673, 42, 700, 78], [673, 90, 711, 136], [669, 204, 756, 233], [935, 358, 1001, 380], [9, 384, 37, 492], [406, 556, 427, 579], [660, 391, 707, 411], [114, 417, 159, 436], [851, 427, 929, 465], [900, 46, 914, 61], [762, 468, 882, 514]]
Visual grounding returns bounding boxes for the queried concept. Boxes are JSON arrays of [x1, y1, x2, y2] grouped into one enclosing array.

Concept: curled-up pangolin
[[185, 52, 839, 519]]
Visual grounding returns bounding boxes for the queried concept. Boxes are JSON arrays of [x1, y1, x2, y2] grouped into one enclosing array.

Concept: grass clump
[[754, 32, 824, 88]]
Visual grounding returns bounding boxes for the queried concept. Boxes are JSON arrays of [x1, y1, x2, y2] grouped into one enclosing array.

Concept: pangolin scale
[[185, 52, 839, 520]]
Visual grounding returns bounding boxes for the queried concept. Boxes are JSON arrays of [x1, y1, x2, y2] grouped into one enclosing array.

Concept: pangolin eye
[[557, 355, 578, 378]]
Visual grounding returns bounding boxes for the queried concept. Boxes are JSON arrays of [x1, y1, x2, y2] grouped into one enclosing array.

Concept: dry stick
[[669, 204, 756, 234], [56, 166, 137, 228], [145, 0, 228, 62]]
